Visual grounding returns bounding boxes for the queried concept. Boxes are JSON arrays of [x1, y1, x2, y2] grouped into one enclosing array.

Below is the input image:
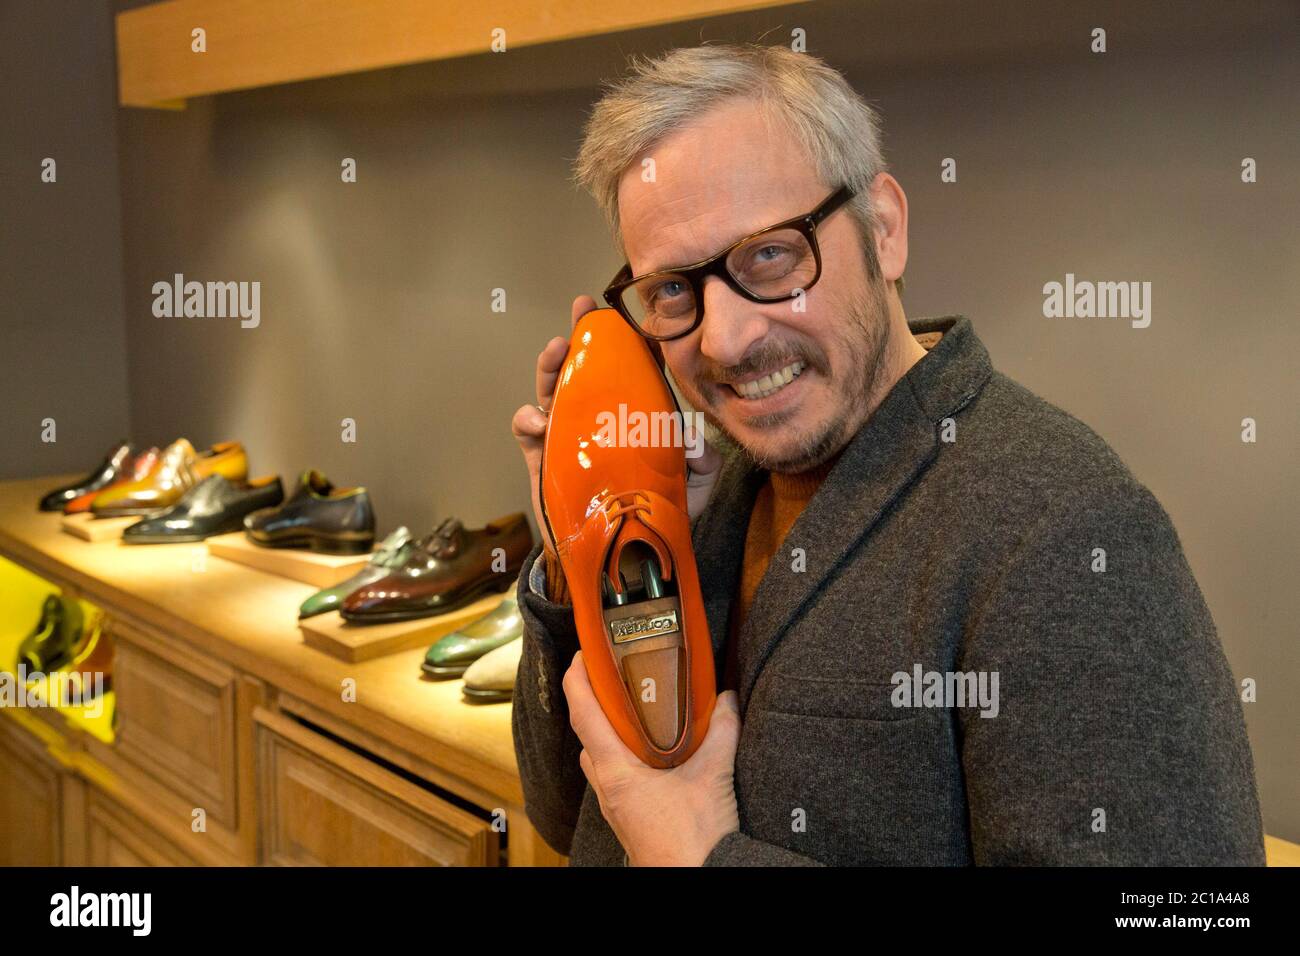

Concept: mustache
[[697, 341, 829, 390]]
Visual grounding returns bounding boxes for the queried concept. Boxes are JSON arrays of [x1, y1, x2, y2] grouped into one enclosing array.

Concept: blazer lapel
[[690, 447, 765, 663]]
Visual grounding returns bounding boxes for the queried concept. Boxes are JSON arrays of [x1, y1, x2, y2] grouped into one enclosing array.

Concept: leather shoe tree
[[38, 441, 132, 511], [541, 308, 715, 768]]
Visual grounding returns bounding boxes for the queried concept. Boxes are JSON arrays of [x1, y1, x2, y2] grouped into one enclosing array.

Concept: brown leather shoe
[[58, 607, 113, 704], [92, 438, 247, 516], [341, 515, 533, 623]]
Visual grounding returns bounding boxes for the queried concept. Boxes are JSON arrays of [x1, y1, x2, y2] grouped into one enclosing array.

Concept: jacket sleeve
[[511, 544, 588, 855], [957, 478, 1266, 865], [703, 831, 824, 866]]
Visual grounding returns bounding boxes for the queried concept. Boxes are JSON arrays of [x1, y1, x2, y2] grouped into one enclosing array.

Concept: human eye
[[643, 277, 693, 316]]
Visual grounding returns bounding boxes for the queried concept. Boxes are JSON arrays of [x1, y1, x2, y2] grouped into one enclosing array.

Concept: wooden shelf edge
[[115, 0, 809, 108]]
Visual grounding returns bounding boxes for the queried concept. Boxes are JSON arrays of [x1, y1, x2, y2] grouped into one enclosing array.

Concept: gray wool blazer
[[512, 315, 1265, 866]]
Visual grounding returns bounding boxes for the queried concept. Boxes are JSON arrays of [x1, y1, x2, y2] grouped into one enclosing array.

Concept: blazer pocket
[[753, 670, 921, 722]]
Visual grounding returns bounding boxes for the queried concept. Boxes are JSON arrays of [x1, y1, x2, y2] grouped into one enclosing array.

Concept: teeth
[[731, 361, 805, 400]]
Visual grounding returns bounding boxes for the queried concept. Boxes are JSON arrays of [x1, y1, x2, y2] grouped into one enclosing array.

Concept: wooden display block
[[206, 532, 371, 588], [60, 513, 138, 542], [300, 593, 503, 663]]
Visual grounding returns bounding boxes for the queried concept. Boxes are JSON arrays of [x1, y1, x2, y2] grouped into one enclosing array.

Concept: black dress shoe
[[38, 441, 132, 511], [123, 474, 284, 544], [18, 593, 84, 674], [243, 469, 375, 554]]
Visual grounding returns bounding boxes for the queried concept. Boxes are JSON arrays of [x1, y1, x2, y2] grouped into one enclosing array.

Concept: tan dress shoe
[[461, 635, 522, 704]]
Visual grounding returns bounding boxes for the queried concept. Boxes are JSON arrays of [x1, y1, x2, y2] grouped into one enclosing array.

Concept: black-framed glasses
[[603, 185, 855, 342]]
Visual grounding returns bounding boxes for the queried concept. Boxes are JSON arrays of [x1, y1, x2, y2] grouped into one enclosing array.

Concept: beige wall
[[0, 0, 131, 479], [11, 0, 1299, 841]]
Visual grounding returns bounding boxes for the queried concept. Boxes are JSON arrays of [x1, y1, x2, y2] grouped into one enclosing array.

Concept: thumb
[[684, 418, 720, 476], [690, 691, 742, 768]]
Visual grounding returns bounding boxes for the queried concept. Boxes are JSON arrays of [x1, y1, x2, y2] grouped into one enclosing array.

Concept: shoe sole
[[341, 569, 518, 625], [420, 662, 470, 679], [462, 687, 513, 703], [123, 533, 210, 544], [245, 531, 374, 555]]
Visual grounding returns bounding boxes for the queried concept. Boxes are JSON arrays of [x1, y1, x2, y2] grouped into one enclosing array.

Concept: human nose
[[696, 275, 769, 368]]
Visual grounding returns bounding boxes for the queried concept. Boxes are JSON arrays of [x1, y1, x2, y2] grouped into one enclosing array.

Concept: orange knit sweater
[[719, 457, 840, 692]]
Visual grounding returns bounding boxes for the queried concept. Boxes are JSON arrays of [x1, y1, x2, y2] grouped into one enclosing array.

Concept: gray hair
[[574, 43, 900, 291]]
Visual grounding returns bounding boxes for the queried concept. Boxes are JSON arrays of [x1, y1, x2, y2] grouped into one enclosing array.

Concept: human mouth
[[727, 361, 806, 400]]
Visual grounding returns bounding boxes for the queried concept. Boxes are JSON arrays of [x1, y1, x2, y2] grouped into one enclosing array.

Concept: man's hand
[[563, 650, 742, 866]]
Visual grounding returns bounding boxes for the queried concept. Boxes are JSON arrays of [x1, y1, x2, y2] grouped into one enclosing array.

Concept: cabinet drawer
[[110, 616, 239, 829], [256, 709, 499, 867]]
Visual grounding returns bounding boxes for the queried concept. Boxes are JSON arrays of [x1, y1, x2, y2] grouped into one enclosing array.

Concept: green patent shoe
[[298, 526, 415, 619], [421, 595, 522, 679]]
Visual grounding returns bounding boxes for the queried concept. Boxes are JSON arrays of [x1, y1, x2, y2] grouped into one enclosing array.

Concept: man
[[510, 44, 1264, 866]]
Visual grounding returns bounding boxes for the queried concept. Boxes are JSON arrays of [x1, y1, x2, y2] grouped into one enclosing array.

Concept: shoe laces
[[602, 491, 651, 522]]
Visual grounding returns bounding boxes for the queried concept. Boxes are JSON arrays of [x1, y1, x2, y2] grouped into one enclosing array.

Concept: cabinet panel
[[257, 710, 498, 867], [85, 788, 197, 866], [0, 717, 62, 866], [110, 617, 239, 829]]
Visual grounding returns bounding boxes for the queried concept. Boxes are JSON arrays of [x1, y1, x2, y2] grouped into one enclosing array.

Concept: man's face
[[617, 98, 893, 473]]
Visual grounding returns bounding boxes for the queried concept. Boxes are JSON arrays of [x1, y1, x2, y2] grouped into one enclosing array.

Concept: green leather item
[[298, 526, 415, 619], [421, 595, 522, 678], [18, 593, 84, 674]]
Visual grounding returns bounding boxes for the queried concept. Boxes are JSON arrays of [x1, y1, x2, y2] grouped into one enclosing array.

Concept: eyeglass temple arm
[[810, 185, 855, 225]]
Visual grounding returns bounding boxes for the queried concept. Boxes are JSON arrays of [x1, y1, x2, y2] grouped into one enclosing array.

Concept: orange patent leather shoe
[[64, 447, 160, 514], [541, 308, 715, 768], [92, 439, 247, 516]]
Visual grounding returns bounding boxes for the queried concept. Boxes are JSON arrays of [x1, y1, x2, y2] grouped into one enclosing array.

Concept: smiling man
[[510, 44, 1264, 866]]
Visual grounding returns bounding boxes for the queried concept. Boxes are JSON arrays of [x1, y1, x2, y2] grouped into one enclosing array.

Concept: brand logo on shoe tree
[[609, 609, 679, 643]]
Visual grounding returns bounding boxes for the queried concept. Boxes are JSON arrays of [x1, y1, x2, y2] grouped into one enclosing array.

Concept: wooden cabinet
[[256, 709, 499, 867], [0, 477, 552, 867]]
